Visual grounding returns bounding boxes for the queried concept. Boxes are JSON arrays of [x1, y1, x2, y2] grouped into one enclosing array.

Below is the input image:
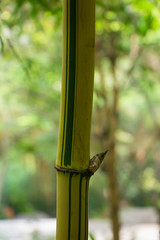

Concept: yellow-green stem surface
[[56, 0, 95, 239], [56, 172, 90, 240], [56, 0, 95, 171]]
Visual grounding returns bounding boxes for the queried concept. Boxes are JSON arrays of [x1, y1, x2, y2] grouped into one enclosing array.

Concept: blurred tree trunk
[[95, 34, 120, 240], [106, 59, 120, 240]]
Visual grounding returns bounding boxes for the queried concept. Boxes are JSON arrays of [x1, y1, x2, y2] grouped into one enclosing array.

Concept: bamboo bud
[[88, 150, 108, 174]]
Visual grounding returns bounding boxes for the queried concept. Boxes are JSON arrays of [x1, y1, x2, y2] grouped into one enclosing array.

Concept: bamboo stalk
[[56, 0, 95, 239]]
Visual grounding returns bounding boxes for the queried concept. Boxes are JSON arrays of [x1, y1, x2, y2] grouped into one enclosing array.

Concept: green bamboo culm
[[56, 0, 95, 239], [56, 172, 90, 240], [57, 0, 95, 171]]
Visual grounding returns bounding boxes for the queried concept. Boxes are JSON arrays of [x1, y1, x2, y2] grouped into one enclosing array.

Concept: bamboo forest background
[[1, 0, 160, 220]]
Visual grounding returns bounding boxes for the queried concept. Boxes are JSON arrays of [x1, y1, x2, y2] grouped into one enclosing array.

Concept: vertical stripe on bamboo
[[56, 172, 90, 240]]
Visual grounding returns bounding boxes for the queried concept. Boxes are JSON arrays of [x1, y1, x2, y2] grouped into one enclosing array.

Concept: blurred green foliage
[[0, 0, 160, 219]]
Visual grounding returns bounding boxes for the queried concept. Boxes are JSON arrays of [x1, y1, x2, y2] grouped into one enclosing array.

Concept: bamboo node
[[54, 166, 93, 177]]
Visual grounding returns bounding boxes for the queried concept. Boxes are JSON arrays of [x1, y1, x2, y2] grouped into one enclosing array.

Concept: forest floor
[[0, 207, 159, 240]]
